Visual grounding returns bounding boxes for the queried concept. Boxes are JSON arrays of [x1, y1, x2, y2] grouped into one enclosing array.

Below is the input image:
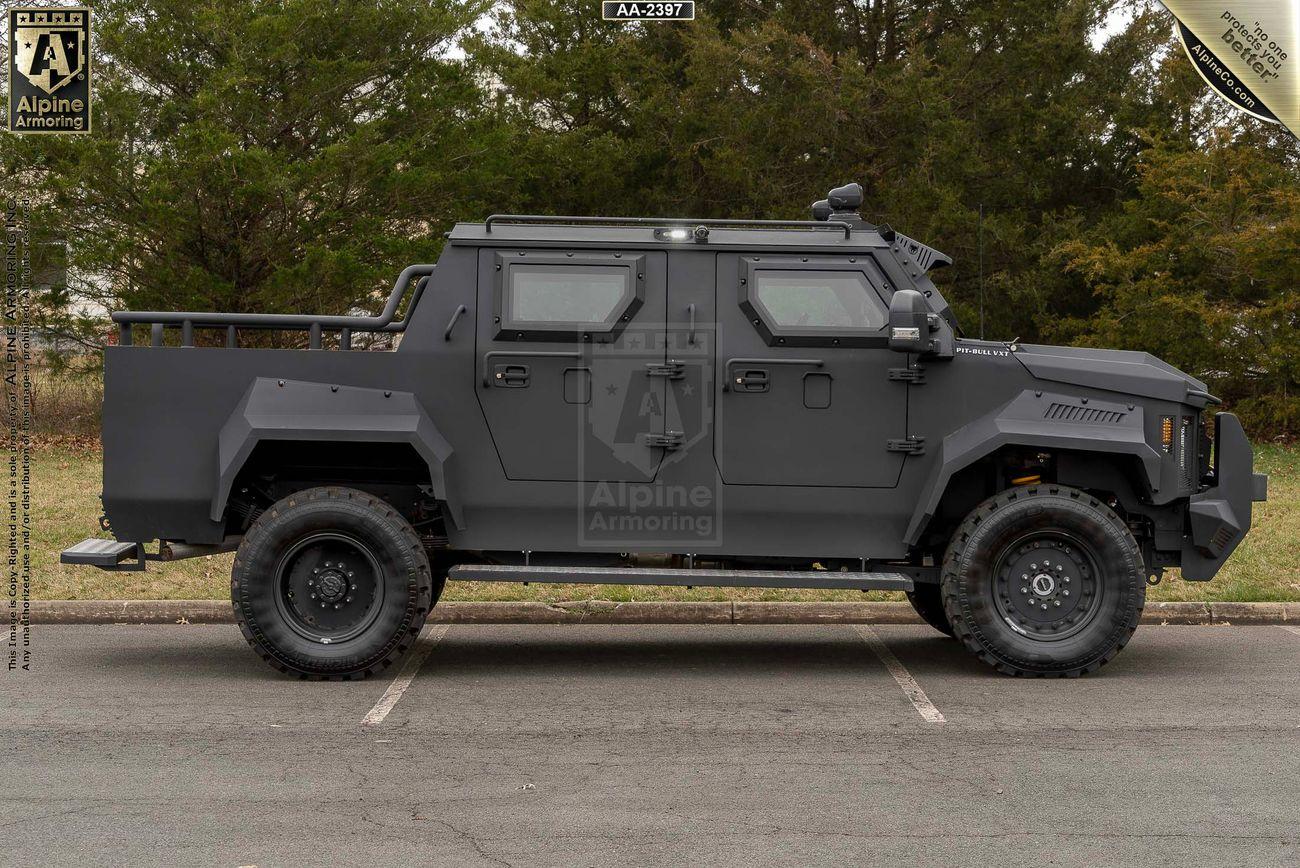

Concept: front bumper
[[1181, 413, 1268, 581]]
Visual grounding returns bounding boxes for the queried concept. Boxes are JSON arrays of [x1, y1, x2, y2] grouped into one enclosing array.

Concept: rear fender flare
[[904, 390, 1162, 545], [212, 377, 461, 528]]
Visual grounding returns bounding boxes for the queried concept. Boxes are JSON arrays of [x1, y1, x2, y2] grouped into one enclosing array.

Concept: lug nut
[[1063, 589, 1070, 596], [1020, 587, 1027, 594], [1053, 600, 1061, 607], [310, 593, 317, 599]]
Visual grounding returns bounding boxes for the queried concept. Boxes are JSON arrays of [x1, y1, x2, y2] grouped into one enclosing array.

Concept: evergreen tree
[[2, 0, 491, 342]]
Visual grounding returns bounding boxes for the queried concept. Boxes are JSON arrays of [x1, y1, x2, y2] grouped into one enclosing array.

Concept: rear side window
[[494, 252, 645, 341], [753, 270, 884, 330], [508, 265, 631, 325]]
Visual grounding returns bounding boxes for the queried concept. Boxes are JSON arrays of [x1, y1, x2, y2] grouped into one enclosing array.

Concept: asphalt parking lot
[[3, 623, 1299, 867]]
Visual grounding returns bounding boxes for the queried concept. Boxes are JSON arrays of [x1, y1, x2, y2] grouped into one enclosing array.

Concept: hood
[[1010, 343, 1213, 406]]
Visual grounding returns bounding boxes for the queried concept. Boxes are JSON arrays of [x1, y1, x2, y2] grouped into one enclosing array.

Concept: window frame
[[739, 256, 893, 348], [494, 251, 645, 342]]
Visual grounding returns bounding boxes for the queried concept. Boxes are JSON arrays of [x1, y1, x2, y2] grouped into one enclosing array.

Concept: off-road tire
[[906, 584, 954, 637], [232, 486, 438, 680], [941, 484, 1145, 677]]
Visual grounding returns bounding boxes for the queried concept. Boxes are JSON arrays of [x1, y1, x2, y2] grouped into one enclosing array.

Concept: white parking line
[[854, 625, 946, 724], [1279, 626, 1300, 639], [362, 623, 449, 726]]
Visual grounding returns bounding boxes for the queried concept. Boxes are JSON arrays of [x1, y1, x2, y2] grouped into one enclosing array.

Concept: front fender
[[212, 377, 460, 528], [904, 390, 1163, 545]]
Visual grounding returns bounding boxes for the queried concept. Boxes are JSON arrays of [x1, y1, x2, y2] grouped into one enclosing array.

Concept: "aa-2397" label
[[602, 2, 695, 21]]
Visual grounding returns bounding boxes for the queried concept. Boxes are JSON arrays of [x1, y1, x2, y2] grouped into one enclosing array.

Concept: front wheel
[[941, 484, 1145, 677], [232, 487, 438, 679]]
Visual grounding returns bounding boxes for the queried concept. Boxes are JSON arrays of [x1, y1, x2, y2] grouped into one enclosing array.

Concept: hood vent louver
[[1044, 403, 1126, 425]]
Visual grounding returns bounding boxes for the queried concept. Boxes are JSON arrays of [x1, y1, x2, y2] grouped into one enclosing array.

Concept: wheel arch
[[905, 391, 1163, 547], [213, 377, 460, 529]]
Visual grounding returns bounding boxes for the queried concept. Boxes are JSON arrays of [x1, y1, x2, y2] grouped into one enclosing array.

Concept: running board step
[[449, 564, 913, 592], [60, 539, 144, 571]]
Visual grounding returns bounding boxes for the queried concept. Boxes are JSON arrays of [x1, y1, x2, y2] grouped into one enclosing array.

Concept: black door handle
[[492, 364, 530, 387], [733, 369, 769, 392]]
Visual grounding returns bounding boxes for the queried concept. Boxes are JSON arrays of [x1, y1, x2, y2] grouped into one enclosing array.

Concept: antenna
[[978, 202, 985, 340]]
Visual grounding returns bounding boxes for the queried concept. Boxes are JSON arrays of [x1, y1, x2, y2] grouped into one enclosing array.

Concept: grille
[[1043, 403, 1126, 424], [1211, 526, 1235, 553], [1179, 417, 1194, 489]]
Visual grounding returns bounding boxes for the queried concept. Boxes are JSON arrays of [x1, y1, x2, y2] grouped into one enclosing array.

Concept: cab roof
[[447, 216, 893, 254]]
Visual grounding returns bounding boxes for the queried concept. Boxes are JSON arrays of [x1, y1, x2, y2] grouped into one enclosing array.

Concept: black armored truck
[[63, 183, 1268, 679]]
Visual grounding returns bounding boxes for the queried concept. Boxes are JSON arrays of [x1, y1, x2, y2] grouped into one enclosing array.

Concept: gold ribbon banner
[[1163, 0, 1298, 133]]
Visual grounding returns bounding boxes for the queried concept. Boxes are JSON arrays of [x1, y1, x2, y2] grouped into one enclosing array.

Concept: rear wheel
[[232, 486, 437, 679], [941, 484, 1145, 677], [905, 583, 954, 637]]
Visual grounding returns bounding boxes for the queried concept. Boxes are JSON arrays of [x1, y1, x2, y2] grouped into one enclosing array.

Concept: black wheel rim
[[991, 530, 1103, 641], [274, 532, 385, 645]]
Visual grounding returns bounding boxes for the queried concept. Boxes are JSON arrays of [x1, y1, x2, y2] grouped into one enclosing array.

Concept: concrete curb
[[20, 599, 1300, 626]]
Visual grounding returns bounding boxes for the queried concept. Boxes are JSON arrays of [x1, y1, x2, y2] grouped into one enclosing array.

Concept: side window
[[740, 258, 891, 347], [753, 270, 883, 330], [495, 252, 645, 341], [509, 265, 630, 325]]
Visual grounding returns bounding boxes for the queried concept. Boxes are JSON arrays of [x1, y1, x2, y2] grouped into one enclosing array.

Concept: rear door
[[714, 253, 908, 487], [475, 246, 668, 483]]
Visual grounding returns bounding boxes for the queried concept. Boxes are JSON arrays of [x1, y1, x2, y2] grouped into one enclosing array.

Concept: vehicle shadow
[[69, 624, 987, 681], [63, 623, 1171, 682], [421, 626, 985, 678]]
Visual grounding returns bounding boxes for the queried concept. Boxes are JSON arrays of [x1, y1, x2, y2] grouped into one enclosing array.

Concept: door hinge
[[645, 360, 686, 379], [643, 431, 685, 450], [888, 365, 926, 384], [886, 436, 926, 455]]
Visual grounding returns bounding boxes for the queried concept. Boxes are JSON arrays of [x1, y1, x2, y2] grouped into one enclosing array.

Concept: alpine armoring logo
[[8, 7, 92, 134], [577, 324, 721, 548]]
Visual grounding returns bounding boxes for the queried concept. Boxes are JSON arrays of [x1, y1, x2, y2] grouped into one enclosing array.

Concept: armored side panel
[[211, 377, 456, 526]]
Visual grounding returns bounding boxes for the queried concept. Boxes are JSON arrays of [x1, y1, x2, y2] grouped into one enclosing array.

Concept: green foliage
[[2, 0, 1297, 434], [1050, 131, 1300, 436], [3, 0, 492, 338]]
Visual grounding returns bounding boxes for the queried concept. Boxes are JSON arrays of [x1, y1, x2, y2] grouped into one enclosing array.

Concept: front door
[[714, 253, 908, 488], [475, 247, 668, 483]]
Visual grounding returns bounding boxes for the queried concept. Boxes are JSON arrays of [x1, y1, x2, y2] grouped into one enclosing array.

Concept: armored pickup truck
[[63, 183, 1267, 679]]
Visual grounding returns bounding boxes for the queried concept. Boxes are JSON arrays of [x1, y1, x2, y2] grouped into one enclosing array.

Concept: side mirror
[[888, 289, 954, 358]]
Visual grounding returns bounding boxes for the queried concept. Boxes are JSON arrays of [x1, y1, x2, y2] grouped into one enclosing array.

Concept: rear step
[[449, 564, 913, 592], [60, 539, 144, 571]]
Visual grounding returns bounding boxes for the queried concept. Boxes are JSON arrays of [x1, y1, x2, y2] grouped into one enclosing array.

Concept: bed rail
[[111, 264, 435, 349]]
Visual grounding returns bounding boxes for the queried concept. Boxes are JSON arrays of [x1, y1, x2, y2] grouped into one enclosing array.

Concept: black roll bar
[[113, 264, 435, 348]]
